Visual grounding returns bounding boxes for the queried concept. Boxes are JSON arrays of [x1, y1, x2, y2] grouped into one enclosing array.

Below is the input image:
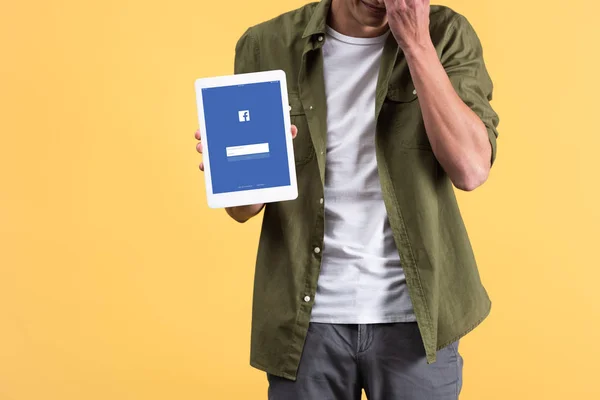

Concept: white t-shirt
[[310, 26, 416, 324]]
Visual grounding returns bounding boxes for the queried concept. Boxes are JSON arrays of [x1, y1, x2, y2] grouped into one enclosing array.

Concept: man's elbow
[[452, 139, 493, 191], [453, 162, 490, 192]]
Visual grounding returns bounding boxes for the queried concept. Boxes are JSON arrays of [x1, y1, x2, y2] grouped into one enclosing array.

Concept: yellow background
[[1, 0, 598, 398]]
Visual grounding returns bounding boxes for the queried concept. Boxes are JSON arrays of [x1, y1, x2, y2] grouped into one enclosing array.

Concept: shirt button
[[319, 198, 324, 205], [289, 105, 292, 111], [304, 295, 311, 302], [314, 247, 321, 254], [413, 89, 417, 95], [317, 35, 324, 42], [309, 105, 314, 110]]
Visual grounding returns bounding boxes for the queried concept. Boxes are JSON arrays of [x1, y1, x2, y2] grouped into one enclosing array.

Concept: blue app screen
[[202, 81, 291, 194]]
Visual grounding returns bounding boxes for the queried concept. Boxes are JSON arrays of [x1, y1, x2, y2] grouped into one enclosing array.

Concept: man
[[195, 0, 499, 398]]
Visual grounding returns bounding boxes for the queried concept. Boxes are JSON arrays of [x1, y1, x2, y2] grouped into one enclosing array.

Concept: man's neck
[[328, 0, 389, 38]]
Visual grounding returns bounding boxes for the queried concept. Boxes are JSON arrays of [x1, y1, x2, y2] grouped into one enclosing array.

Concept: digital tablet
[[195, 70, 298, 209]]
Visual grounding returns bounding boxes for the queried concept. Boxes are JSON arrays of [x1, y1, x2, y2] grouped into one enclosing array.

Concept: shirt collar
[[302, 0, 332, 39]]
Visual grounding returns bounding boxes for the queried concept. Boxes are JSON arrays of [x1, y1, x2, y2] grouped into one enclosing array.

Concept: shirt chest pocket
[[382, 86, 432, 151], [288, 92, 315, 164]]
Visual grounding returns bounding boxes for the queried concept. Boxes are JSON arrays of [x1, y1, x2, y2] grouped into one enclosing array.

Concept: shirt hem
[[250, 360, 297, 381], [309, 313, 417, 324]]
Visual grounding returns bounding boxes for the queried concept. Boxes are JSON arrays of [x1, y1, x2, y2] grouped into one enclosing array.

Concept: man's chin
[[359, 15, 388, 29]]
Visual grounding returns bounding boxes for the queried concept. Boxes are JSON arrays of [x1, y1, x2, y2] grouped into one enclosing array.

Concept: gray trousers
[[268, 322, 463, 400]]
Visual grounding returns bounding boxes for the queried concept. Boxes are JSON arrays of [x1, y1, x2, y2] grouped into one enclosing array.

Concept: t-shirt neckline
[[325, 25, 390, 45]]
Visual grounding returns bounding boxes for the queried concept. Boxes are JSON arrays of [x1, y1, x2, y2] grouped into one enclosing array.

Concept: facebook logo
[[238, 110, 250, 122]]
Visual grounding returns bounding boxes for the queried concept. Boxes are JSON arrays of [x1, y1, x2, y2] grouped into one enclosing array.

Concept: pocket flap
[[386, 83, 418, 103]]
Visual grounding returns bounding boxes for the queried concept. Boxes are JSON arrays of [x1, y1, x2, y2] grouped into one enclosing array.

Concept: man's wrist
[[401, 39, 436, 62]]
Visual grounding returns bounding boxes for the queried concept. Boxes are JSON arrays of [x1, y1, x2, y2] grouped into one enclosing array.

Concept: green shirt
[[234, 0, 499, 380]]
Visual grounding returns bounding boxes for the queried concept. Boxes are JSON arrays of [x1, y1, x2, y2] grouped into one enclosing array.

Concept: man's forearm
[[404, 43, 491, 191], [225, 203, 265, 223]]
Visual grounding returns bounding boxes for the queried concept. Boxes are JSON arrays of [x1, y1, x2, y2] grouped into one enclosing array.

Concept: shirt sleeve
[[441, 14, 500, 166], [234, 27, 260, 75]]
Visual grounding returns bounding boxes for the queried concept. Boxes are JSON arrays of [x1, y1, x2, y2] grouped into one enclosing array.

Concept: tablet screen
[[202, 81, 291, 194]]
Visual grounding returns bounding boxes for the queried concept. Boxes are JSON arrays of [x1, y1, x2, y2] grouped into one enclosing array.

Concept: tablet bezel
[[195, 70, 298, 209]]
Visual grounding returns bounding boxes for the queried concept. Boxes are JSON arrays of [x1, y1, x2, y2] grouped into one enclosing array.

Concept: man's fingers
[[195, 129, 204, 171], [382, 0, 397, 10], [291, 124, 298, 139], [384, 0, 405, 12]]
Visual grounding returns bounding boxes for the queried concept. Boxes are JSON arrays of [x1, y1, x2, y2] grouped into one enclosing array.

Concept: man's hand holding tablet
[[195, 124, 298, 223]]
